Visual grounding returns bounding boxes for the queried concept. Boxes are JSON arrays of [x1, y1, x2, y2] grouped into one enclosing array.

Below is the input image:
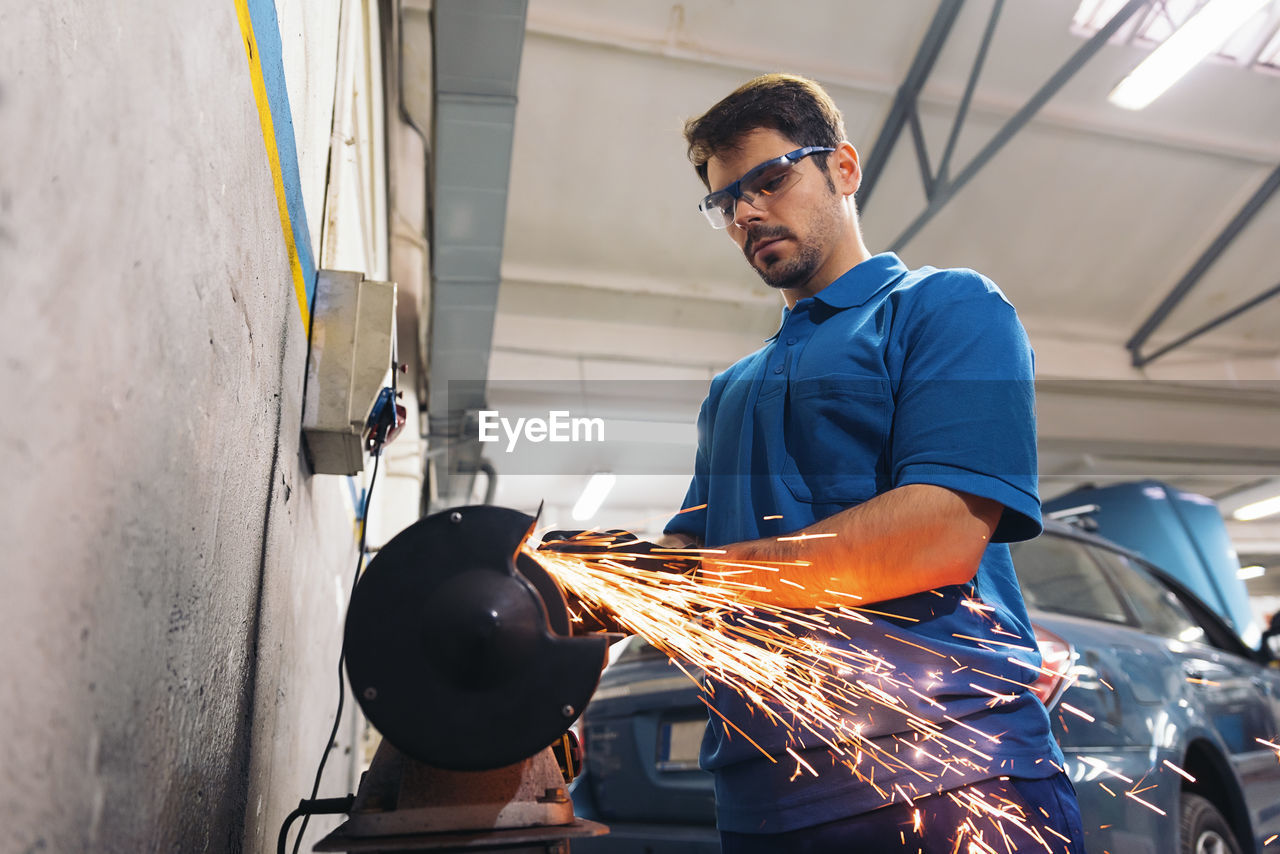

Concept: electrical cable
[[276, 796, 354, 854], [277, 804, 305, 854], [284, 451, 382, 854]]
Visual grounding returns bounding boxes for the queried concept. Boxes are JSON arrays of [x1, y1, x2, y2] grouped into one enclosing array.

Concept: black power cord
[[283, 315, 401, 853], [276, 796, 355, 854], [284, 451, 382, 854]]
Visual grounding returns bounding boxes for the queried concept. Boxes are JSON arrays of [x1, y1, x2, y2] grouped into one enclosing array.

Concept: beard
[[751, 238, 823, 290], [742, 199, 839, 291]]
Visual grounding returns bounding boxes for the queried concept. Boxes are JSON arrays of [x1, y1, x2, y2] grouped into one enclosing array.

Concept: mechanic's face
[[705, 128, 849, 295]]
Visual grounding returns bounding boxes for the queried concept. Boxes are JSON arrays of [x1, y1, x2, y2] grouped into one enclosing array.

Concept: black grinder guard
[[344, 505, 608, 771]]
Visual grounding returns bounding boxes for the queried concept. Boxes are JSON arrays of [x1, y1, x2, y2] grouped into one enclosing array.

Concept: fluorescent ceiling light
[[1233, 494, 1280, 521], [1237, 564, 1266, 580], [1108, 0, 1272, 110], [572, 472, 616, 522]]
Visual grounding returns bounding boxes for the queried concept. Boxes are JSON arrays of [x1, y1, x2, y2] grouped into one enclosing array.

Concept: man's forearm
[[712, 484, 1001, 608]]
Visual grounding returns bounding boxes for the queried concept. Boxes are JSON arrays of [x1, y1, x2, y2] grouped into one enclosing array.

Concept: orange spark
[[1124, 790, 1166, 816], [785, 746, 819, 777], [1059, 702, 1095, 723]]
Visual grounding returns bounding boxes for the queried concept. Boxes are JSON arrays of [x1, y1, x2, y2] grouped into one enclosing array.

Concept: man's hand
[[539, 529, 700, 576], [535, 530, 702, 637], [656, 531, 702, 549]]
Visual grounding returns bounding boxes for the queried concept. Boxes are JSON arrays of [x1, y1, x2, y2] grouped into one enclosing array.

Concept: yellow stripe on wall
[[234, 0, 311, 331]]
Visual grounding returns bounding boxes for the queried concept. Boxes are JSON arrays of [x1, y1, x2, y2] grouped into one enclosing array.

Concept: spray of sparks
[[528, 527, 1075, 851], [524, 523, 1280, 851]]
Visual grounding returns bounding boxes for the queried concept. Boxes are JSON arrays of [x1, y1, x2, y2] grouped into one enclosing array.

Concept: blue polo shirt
[[665, 253, 1064, 833]]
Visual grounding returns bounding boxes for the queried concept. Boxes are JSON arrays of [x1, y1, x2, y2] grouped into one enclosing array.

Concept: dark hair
[[683, 73, 846, 189]]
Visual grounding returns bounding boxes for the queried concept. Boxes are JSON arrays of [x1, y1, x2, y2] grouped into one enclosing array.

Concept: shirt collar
[[811, 252, 908, 309], [764, 252, 908, 340]]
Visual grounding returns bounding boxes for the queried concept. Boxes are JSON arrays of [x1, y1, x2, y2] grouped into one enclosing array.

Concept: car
[[569, 520, 1280, 854]]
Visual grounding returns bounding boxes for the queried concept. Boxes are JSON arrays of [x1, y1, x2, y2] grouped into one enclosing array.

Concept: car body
[[570, 521, 1280, 853], [1044, 480, 1260, 646]]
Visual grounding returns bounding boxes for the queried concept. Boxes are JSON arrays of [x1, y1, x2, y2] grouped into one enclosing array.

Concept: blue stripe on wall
[[245, 0, 317, 312]]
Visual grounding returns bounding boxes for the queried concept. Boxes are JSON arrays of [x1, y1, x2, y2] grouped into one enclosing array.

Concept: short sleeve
[[665, 397, 710, 541], [889, 274, 1041, 542]]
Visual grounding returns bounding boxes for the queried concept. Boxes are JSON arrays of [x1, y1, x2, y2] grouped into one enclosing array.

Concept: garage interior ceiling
[[415, 1, 1280, 589]]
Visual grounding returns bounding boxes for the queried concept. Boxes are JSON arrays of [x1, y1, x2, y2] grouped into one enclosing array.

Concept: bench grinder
[[315, 505, 611, 853]]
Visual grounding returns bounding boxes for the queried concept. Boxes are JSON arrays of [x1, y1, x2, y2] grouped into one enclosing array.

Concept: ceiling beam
[[1130, 281, 1280, 368], [861, 0, 1005, 205], [887, 0, 1148, 251], [1127, 161, 1280, 367], [858, 0, 966, 206], [935, 0, 1003, 187]]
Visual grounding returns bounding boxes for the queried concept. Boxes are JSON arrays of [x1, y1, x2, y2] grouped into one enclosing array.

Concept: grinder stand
[[314, 741, 605, 852]]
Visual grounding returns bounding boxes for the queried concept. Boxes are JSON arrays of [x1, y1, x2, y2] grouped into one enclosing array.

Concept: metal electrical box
[[302, 270, 397, 475]]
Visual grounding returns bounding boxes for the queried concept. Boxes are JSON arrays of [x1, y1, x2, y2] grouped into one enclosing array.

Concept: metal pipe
[[478, 458, 498, 505]]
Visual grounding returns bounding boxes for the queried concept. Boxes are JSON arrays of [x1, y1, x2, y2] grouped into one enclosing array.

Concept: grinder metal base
[[314, 741, 606, 852]]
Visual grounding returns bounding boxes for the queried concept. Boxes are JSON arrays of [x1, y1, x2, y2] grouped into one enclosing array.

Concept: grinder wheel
[[344, 505, 608, 771]]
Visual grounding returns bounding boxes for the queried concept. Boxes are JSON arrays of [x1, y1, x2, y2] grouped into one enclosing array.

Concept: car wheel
[[1180, 792, 1243, 854]]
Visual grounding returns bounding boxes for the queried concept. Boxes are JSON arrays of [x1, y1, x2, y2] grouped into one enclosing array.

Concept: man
[[660, 74, 1085, 852]]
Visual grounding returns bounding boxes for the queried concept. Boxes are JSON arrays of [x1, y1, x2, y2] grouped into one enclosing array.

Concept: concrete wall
[[0, 2, 390, 851]]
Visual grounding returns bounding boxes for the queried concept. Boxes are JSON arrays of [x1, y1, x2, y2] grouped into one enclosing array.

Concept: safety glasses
[[697, 146, 834, 229]]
